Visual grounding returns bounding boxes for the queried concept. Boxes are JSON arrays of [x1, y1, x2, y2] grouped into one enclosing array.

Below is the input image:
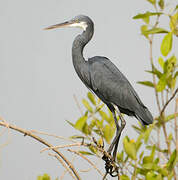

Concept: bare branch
[[48, 152, 77, 180], [160, 88, 178, 116], [68, 148, 105, 178], [0, 119, 81, 180]]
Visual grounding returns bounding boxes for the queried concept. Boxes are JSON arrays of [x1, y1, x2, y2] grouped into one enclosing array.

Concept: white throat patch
[[69, 21, 88, 31]]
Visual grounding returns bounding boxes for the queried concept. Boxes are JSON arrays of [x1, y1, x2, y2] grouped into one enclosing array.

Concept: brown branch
[[48, 152, 77, 180], [0, 120, 81, 180], [160, 88, 178, 116], [68, 149, 105, 178]]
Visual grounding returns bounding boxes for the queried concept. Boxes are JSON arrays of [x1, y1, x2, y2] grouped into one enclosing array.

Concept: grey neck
[[72, 24, 94, 69]]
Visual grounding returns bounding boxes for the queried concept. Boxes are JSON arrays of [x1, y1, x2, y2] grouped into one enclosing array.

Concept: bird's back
[[87, 56, 153, 125]]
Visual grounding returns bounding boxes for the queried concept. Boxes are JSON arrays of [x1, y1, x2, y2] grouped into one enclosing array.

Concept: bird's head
[[44, 15, 93, 31]]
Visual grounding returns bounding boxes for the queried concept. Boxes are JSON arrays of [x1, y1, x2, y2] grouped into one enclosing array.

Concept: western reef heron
[[45, 15, 153, 176]]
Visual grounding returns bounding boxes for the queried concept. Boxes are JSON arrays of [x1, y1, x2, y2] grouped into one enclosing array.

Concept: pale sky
[[0, 0, 177, 179]]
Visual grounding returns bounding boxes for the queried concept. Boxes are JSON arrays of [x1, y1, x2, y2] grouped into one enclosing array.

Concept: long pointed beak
[[44, 21, 73, 30]]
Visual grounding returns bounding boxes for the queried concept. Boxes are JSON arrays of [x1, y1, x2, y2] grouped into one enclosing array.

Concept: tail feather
[[135, 106, 153, 126]]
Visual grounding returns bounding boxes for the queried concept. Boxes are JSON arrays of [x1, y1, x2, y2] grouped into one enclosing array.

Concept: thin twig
[[30, 129, 77, 143], [48, 153, 77, 180], [160, 88, 178, 116], [68, 148, 105, 178], [41, 142, 82, 153], [0, 120, 81, 180]]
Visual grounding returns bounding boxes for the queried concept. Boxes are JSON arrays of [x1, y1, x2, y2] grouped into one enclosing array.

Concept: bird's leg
[[107, 110, 120, 156], [112, 108, 126, 160], [102, 109, 121, 177]]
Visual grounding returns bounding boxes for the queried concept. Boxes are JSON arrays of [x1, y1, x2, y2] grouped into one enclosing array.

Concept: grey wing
[[88, 56, 142, 110], [88, 56, 153, 125]]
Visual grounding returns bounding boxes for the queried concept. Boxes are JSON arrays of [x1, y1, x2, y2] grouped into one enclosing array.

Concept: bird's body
[[76, 56, 153, 125], [45, 15, 153, 174]]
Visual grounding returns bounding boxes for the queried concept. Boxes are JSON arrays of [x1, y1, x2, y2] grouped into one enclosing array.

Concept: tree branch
[[0, 119, 81, 180], [160, 88, 178, 116]]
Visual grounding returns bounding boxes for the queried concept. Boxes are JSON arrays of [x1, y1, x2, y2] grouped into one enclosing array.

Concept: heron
[[45, 15, 153, 175]]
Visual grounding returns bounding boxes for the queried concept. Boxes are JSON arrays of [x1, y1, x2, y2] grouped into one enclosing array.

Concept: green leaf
[[78, 151, 94, 155], [99, 110, 110, 123], [120, 175, 130, 180], [37, 174, 51, 180], [141, 25, 149, 38], [164, 55, 177, 74], [103, 124, 115, 143], [133, 12, 162, 19], [88, 145, 97, 154], [167, 150, 177, 171], [123, 137, 137, 160], [146, 0, 156, 5], [146, 66, 162, 79], [70, 135, 86, 139], [75, 115, 88, 131], [143, 16, 150, 24], [137, 81, 154, 87], [117, 151, 124, 162], [144, 125, 154, 143], [161, 32, 173, 56], [170, 12, 178, 36], [87, 92, 96, 105], [156, 74, 166, 92], [66, 120, 75, 128], [158, 57, 164, 69], [82, 99, 93, 112], [146, 171, 162, 180], [165, 113, 178, 122], [144, 28, 168, 35], [158, 0, 164, 9]]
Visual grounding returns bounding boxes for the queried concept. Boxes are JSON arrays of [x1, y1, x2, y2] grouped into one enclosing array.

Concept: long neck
[[72, 24, 94, 71]]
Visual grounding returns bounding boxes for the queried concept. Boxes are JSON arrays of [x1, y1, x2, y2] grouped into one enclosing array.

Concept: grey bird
[[45, 15, 153, 173]]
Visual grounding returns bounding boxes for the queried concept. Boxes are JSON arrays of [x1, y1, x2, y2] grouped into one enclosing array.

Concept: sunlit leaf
[[120, 175, 130, 180], [70, 135, 86, 139], [123, 137, 137, 160], [103, 124, 115, 143], [133, 12, 162, 19], [161, 32, 173, 56], [143, 16, 150, 24], [37, 174, 51, 180], [164, 55, 177, 74], [146, 172, 162, 180], [82, 99, 93, 112], [146, 0, 156, 5], [158, 0, 164, 9], [165, 113, 178, 122], [146, 66, 162, 79], [87, 92, 96, 105], [99, 110, 110, 123], [141, 25, 149, 38], [75, 115, 88, 131], [88, 145, 97, 154], [79, 151, 94, 155], [144, 28, 168, 35], [167, 150, 177, 171], [137, 81, 154, 87], [144, 125, 154, 143], [66, 120, 75, 127], [156, 74, 166, 92], [158, 57, 164, 69], [117, 151, 124, 162], [169, 12, 178, 36]]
